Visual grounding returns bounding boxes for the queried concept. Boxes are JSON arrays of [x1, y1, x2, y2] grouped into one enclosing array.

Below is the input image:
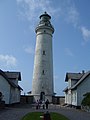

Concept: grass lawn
[[21, 112, 69, 120]]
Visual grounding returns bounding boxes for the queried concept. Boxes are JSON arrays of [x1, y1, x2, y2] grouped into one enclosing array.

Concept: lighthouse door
[[40, 92, 45, 101]]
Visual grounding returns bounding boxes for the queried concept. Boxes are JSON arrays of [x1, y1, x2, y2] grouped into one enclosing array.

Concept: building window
[[44, 30, 46, 32], [42, 70, 45, 75], [43, 50, 46, 55]]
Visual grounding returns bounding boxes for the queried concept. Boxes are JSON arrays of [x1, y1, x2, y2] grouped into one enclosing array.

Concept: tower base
[[32, 94, 53, 103]]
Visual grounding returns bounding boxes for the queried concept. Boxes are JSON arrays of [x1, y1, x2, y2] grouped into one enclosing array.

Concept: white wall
[[72, 90, 77, 106], [77, 75, 90, 106], [68, 79, 71, 88], [0, 75, 10, 104], [10, 87, 21, 104], [65, 90, 72, 105], [68, 79, 78, 88], [32, 28, 54, 102], [68, 90, 72, 104], [0, 75, 21, 104], [65, 92, 68, 104]]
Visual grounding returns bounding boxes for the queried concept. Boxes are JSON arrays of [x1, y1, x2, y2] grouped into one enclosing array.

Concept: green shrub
[[81, 92, 90, 106]]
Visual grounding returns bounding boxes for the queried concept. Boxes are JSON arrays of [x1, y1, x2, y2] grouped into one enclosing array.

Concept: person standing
[[45, 99, 49, 109], [36, 100, 39, 109], [42, 100, 45, 109]]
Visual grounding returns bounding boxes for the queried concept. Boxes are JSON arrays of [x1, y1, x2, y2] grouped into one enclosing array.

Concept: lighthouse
[[32, 12, 54, 102]]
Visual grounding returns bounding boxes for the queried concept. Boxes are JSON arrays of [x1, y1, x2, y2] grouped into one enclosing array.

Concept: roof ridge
[[71, 71, 90, 89], [0, 69, 21, 88]]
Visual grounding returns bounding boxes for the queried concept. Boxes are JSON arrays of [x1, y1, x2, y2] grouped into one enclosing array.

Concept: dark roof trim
[[63, 86, 68, 92], [0, 69, 22, 89], [4, 71, 21, 81], [18, 85, 23, 91], [0, 69, 17, 88], [65, 72, 83, 82], [71, 71, 90, 90]]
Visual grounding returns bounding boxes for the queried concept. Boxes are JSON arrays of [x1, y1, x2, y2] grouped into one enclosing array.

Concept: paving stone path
[[0, 105, 90, 120]]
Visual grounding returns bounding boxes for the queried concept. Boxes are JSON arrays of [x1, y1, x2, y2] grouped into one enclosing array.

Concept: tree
[[81, 92, 90, 107]]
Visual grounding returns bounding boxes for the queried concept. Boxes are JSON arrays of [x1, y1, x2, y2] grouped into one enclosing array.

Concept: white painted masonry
[[64, 71, 90, 107], [32, 12, 54, 102], [0, 75, 10, 104], [0, 70, 22, 104]]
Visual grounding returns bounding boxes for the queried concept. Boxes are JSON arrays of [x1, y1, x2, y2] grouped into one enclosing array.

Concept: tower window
[[42, 70, 45, 75], [44, 30, 46, 33], [43, 50, 46, 55]]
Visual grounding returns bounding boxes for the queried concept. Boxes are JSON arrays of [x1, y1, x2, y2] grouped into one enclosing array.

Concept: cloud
[[65, 48, 74, 57], [16, 0, 61, 22], [0, 54, 17, 68], [24, 46, 34, 54], [66, 6, 79, 27], [62, 0, 79, 27], [80, 26, 90, 42], [17, 0, 89, 45], [16, 0, 80, 30]]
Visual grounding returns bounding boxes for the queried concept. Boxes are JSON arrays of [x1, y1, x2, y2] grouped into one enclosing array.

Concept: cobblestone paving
[[50, 106, 90, 120], [0, 105, 90, 120]]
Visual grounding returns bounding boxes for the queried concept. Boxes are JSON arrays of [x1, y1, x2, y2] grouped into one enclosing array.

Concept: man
[[45, 99, 49, 109]]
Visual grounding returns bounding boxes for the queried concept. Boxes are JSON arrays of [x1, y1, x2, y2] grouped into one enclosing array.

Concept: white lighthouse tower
[[32, 12, 54, 102]]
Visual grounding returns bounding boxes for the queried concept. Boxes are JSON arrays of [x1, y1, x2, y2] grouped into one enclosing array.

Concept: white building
[[64, 71, 90, 108], [32, 12, 54, 102], [0, 69, 22, 104]]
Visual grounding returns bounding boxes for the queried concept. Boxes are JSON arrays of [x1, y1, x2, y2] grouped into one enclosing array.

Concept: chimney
[[82, 70, 85, 74]]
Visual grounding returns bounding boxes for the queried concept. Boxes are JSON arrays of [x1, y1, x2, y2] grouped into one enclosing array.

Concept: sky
[[0, 0, 90, 95]]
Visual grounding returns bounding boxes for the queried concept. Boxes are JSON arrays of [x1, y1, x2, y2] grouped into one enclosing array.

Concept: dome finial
[[44, 11, 47, 14], [40, 12, 51, 19]]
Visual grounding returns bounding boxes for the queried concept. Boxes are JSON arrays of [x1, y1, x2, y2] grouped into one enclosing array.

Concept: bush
[[81, 92, 90, 107]]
